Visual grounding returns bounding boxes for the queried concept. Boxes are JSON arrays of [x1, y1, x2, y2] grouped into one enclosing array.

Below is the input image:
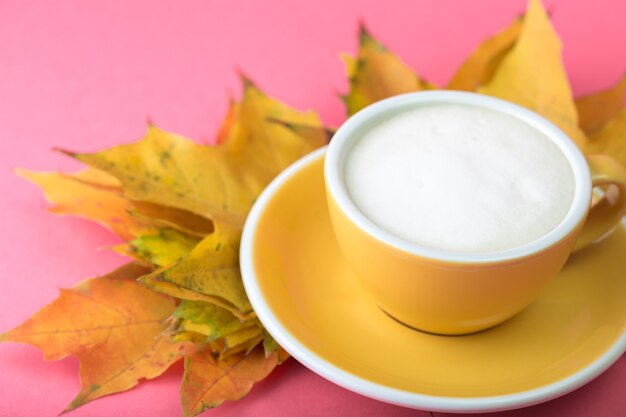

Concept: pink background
[[1, 0, 625, 416]]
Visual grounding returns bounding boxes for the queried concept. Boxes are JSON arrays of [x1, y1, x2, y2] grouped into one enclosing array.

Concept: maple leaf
[[341, 24, 435, 116], [171, 331, 207, 344], [575, 75, 626, 136], [116, 227, 202, 268], [0, 263, 193, 411], [180, 345, 279, 417], [267, 118, 335, 146], [16, 168, 146, 241], [131, 201, 215, 237], [66, 80, 326, 230], [585, 109, 626, 168], [478, 0, 587, 147], [139, 224, 253, 319], [169, 301, 283, 361], [17, 167, 215, 247], [262, 330, 280, 356], [172, 300, 257, 341], [447, 15, 523, 91], [8, 79, 327, 411], [217, 326, 262, 352]]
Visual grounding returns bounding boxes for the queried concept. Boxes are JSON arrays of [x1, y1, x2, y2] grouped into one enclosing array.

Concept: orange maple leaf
[[180, 345, 279, 417], [0, 263, 194, 411]]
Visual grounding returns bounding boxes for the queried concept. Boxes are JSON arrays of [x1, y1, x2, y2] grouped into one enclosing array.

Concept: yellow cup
[[325, 91, 626, 335]]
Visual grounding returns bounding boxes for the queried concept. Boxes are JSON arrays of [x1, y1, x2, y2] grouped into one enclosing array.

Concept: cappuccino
[[344, 104, 575, 253]]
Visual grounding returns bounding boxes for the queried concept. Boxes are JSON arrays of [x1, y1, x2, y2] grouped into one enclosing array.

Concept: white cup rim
[[324, 91, 591, 263]]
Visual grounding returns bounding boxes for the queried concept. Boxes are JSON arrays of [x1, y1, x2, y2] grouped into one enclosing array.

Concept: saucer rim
[[240, 146, 626, 413]]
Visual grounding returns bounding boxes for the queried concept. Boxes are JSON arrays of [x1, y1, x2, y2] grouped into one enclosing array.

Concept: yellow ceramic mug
[[325, 91, 626, 335]]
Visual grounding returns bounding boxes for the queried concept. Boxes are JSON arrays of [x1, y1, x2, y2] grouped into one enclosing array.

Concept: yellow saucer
[[240, 148, 626, 413]]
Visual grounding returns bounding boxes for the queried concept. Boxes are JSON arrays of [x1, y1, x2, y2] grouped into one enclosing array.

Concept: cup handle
[[574, 154, 626, 252]]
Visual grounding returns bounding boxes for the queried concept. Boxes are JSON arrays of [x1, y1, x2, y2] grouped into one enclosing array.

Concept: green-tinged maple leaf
[[262, 331, 279, 354], [120, 227, 201, 268], [168, 301, 265, 360], [139, 225, 253, 320], [172, 300, 257, 341]]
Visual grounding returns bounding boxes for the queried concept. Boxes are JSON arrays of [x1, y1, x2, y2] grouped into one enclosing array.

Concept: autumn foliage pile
[[2, 1, 625, 416]]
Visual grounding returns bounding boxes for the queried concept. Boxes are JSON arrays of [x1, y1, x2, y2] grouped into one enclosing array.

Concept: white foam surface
[[344, 104, 575, 253]]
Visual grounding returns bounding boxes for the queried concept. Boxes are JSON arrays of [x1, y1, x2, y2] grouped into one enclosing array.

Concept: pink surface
[[1, 0, 625, 416]]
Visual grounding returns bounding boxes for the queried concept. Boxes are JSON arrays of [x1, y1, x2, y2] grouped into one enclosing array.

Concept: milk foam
[[344, 104, 575, 253]]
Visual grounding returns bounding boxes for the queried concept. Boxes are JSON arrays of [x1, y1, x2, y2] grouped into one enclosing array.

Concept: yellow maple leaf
[[16, 168, 146, 241], [267, 117, 335, 147], [585, 109, 626, 167], [221, 326, 262, 350], [131, 201, 215, 237], [203, 326, 264, 361], [447, 15, 523, 90], [0, 263, 193, 411], [342, 25, 434, 115], [575, 75, 626, 136], [479, 0, 586, 146], [17, 167, 213, 246], [171, 331, 207, 344], [67, 81, 325, 230]]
